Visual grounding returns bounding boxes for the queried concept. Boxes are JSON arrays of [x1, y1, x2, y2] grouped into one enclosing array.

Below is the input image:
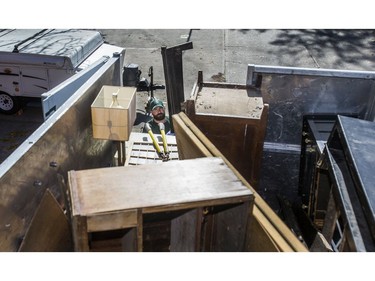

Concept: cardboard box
[[91, 85, 136, 141]]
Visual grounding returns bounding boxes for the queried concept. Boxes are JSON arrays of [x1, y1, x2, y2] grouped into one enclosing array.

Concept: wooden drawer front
[[87, 210, 138, 232]]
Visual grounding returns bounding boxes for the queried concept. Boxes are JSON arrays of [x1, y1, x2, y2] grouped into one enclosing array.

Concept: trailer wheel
[[0, 91, 21, 115]]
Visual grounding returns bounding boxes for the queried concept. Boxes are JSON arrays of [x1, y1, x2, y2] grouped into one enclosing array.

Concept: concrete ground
[[96, 29, 375, 139], [99, 29, 375, 96]]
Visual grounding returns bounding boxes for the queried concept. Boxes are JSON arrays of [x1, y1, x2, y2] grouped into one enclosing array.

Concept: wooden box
[[91, 85, 136, 141], [68, 157, 254, 252]]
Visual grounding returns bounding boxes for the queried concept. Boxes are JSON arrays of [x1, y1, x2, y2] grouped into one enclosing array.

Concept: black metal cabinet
[[299, 114, 337, 207], [311, 115, 375, 251]]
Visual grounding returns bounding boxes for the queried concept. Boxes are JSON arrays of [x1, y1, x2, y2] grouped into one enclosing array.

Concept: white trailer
[[0, 29, 117, 114]]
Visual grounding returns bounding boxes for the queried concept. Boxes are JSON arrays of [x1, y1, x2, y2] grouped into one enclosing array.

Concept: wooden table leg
[[72, 215, 90, 251]]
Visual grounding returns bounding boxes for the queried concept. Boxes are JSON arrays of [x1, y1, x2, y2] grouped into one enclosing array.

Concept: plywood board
[[195, 86, 264, 119], [69, 157, 253, 217], [18, 189, 72, 252]]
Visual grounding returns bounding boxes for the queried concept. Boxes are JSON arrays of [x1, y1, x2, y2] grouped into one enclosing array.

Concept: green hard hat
[[149, 98, 164, 110]]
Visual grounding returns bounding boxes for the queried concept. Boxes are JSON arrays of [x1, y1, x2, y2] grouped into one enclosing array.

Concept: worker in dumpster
[[143, 97, 171, 135]]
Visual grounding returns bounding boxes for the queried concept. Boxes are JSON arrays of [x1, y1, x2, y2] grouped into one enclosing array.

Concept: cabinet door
[[170, 208, 200, 251], [202, 202, 250, 252]]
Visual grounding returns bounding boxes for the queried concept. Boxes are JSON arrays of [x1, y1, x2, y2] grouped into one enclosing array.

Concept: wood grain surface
[[69, 157, 252, 216]]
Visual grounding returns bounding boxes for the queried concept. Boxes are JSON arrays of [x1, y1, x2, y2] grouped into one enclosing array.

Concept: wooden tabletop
[[69, 157, 253, 216], [195, 86, 264, 119]]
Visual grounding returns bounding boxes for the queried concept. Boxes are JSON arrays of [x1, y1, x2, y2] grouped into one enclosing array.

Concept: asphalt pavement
[[98, 29, 375, 98], [1, 29, 375, 163]]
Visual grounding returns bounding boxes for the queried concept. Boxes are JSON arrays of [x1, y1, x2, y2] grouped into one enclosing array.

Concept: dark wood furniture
[[68, 157, 254, 252]]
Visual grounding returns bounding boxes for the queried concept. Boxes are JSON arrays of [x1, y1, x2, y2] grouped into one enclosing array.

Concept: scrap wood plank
[[249, 206, 293, 252], [310, 231, 333, 252], [18, 189, 73, 252], [172, 113, 212, 159], [172, 112, 308, 252]]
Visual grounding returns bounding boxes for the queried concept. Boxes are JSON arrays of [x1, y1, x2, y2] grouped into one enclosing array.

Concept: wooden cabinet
[[185, 76, 268, 189], [68, 157, 254, 252]]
